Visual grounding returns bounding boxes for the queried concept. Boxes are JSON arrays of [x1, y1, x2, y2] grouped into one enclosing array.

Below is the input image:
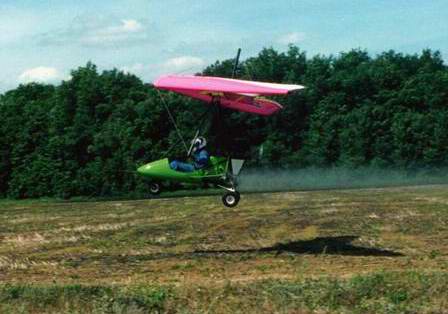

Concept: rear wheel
[[149, 182, 161, 195], [222, 191, 240, 207]]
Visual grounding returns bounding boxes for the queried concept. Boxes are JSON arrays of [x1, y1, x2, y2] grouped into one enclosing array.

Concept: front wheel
[[149, 182, 161, 195], [222, 191, 240, 207]]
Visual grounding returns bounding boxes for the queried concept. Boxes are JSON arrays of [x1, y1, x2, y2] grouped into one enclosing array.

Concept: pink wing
[[154, 75, 304, 116]]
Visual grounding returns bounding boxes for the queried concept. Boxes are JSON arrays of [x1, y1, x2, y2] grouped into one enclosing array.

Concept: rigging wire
[[156, 89, 189, 154], [163, 106, 212, 157]]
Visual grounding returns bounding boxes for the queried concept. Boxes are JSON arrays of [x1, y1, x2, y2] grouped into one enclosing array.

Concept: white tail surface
[[231, 159, 245, 175]]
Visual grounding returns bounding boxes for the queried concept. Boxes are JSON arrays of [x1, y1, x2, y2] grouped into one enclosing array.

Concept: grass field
[[1, 185, 448, 313]]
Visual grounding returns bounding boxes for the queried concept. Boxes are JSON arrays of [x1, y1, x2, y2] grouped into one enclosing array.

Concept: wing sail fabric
[[153, 75, 304, 116]]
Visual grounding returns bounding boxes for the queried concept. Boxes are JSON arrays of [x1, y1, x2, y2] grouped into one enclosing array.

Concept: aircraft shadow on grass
[[193, 236, 404, 257], [76, 236, 403, 266]]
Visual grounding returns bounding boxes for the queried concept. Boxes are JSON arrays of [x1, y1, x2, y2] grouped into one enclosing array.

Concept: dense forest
[[1, 46, 447, 198]]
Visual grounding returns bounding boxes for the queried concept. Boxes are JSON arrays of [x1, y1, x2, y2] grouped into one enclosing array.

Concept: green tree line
[[1, 47, 447, 198]]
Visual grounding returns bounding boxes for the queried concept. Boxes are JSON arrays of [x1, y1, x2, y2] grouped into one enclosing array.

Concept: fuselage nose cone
[[137, 159, 168, 178], [137, 164, 151, 175]]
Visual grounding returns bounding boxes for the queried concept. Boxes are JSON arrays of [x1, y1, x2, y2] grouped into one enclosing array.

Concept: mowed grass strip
[[0, 271, 447, 313]]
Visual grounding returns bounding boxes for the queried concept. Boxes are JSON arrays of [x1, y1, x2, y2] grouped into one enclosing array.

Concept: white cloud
[[277, 32, 306, 45], [120, 63, 146, 76], [38, 16, 149, 48], [122, 19, 143, 32], [161, 56, 205, 73], [18, 67, 60, 84], [118, 57, 206, 82], [82, 19, 145, 46]]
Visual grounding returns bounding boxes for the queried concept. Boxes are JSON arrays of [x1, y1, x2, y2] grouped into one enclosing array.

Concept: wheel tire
[[149, 182, 161, 195], [222, 191, 240, 207]]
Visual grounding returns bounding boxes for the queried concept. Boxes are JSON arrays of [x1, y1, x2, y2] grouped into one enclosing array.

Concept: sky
[[0, 0, 447, 92]]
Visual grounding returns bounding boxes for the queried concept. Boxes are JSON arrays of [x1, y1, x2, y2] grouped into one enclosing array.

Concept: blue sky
[[0, 0, 447, 92]]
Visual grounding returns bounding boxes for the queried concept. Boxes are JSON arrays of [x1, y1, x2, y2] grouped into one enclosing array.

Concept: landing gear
[[222, 191, 240, 207], [149, 182, 161, 195]]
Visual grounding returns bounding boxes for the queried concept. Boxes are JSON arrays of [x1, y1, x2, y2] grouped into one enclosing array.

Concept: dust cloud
[[238, 167, 448, 192]]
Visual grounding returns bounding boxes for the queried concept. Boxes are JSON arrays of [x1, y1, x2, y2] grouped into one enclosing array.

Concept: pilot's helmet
[[192, 136, 207, 151]]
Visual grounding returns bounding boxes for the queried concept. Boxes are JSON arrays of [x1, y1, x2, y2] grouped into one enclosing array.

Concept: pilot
[[170, 137, 209, 172]]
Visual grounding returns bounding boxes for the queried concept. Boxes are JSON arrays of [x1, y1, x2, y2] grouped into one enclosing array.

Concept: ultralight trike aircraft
[[137, 57, 304, 207]]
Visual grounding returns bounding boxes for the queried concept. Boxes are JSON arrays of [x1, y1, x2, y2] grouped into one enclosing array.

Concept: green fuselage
[[137, 156, 229, 184]]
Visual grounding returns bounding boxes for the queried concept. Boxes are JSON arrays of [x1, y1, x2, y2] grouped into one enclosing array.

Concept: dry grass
[[1, 185, 448, 312]]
